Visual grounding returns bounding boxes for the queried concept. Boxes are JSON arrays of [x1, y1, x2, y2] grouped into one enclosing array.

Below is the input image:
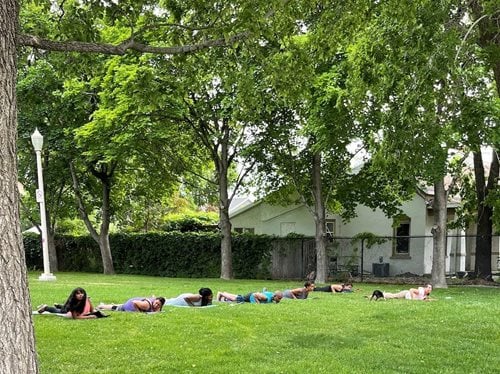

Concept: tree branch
[[17, 32, 250, 55]]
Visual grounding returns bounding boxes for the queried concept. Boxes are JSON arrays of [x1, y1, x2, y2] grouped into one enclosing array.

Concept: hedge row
[[23, 232, 273, 279]]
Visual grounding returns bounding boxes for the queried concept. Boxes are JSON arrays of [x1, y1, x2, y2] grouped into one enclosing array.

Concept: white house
[[229, 188, 499, 277]]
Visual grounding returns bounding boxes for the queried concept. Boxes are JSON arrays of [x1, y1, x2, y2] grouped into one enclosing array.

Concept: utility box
[[372, 263, 390, 277]]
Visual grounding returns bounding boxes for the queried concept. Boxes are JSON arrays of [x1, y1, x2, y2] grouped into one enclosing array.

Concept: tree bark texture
[[98, 172, 115, 274], [0, 1, 39, 372], [468, 1, 500, 277], [218, 124, 233, 280], [473, 150, 498, 277], [46, 209, 58, 271], [431, 179, 448, 288]]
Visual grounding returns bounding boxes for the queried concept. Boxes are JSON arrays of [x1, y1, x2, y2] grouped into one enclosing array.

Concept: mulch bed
[[334, 272, 500, 287]]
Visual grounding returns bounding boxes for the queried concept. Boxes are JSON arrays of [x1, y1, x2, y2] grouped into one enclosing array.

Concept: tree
[[466, 0, 500, 278], [4, 1, 303, 366], [168, 47, 276, 279], [0, 2, 39, 372], [307, 0, 497, 286], [0, 1, 236, 368], [17, 57, 85, 271]]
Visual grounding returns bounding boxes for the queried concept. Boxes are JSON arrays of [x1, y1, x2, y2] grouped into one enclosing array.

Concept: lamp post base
[[38, 273, 57, 281]]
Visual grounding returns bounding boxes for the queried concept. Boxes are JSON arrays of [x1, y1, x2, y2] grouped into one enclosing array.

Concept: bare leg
[[97, 303, 122, 310], [217, 292, 237, 302], [383, 290, 410, 299]]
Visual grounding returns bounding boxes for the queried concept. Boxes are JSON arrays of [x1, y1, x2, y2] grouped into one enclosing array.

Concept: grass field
[[29, 272, 500, 373]]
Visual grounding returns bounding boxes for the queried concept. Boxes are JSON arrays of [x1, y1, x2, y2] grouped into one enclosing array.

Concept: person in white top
[[370, 284, 433, 301]]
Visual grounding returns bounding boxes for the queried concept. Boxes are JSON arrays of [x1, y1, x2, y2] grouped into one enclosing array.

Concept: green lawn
[[30, 272, 500, 373]]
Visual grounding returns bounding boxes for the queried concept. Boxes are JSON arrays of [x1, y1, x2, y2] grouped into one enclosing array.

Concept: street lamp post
[[31, 128, 56, 281]]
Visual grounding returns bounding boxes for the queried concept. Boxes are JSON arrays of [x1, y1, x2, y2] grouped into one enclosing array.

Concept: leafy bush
[[160, 212, 218, 232], [23, 231, 273, 279], [23, 233, 43, 270]]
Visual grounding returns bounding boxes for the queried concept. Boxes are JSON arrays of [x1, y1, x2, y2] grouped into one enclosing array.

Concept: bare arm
[[72, 313, 97, 319], [183, 294, 201, 306], [290, 288, 303, 299], [131, 299, 151, 312]]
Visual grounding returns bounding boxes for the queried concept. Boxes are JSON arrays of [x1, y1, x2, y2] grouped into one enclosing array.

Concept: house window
[[234, 227, 255, 234], [326, 219, 336, 237], [325, 219, 335, 242], [393, 217, 410, 257]]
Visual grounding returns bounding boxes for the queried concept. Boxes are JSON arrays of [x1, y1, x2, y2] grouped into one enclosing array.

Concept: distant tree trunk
[[218, 122, 233, 280], [473, 150, 498, 278], [46, 209, 58, 271], [0, 1, 39, 371], [431, 179, 448, 288], [98, 172, 114, 274], [312, 152, 328, 283], [47, 229, 58, 271], [70, 162, 115, 274]]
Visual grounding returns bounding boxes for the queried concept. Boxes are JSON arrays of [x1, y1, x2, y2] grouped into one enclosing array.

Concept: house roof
[[229, 197, 256, 216], [230, 185, 461, 220], [416, 175, 462, 209]]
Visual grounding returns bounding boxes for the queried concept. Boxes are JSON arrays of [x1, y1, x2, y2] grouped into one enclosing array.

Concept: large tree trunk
[[0, 1, 39, 371], [431, 179, 448, 288], [312, 152, 328, 283], [467, 2, 500, 278], [473, 150, 498, 278], [218, 124, 233, 280], [468, 1, 500, 279]]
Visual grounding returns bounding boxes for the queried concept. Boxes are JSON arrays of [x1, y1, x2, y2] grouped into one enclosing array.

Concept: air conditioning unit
[[372, 263, 390, 277]]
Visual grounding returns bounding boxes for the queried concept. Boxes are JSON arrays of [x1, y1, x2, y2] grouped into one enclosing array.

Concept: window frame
[[392, 216, 411, 258]]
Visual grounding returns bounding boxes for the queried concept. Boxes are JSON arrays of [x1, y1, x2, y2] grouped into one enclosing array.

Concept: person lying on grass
[[313, 283, 353, 293], [164, 287, 213, 307], [370, 284, 433, 301], [37, 287, 107, 318], [98, 296, 165, 312], [282, 281, 315, 299], [217, 290, 283, 304]]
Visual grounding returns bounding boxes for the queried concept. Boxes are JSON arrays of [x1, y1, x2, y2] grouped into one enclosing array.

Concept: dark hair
[[370, 290, 384, 301], [156, 297, 166, 310], [304, 281, 314, 288], [62, 287, 88, 315], [199, 288, 213, 306]]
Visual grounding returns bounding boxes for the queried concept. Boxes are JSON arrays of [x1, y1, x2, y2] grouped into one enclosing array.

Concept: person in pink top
[[37, 287, 106, 318], [408, 284, 433, 300], [370, 284, 433, 301]]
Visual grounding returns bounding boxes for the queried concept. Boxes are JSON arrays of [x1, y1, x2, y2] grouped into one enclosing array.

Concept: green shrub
[[23, 233, 43, 270], [160, 212, 218, 232], [23, 231, 273, 279]]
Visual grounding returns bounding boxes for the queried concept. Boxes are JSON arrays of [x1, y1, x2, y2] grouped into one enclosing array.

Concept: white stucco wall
[[335, 194, 429, 276], [229, 193, 478, 277], [230, 202, 316, 236]]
